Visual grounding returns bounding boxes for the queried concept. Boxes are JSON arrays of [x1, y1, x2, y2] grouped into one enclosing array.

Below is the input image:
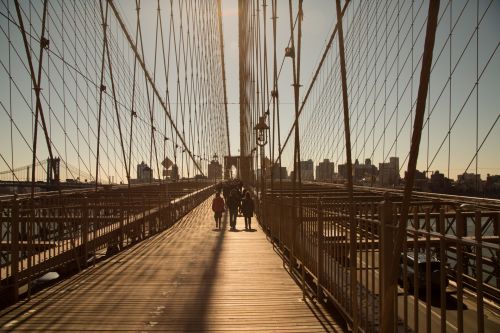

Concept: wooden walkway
[[0, 198, 344, 332]]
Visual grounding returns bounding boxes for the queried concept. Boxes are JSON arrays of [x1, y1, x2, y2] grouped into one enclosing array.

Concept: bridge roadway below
[[0, 198, 343, 332]]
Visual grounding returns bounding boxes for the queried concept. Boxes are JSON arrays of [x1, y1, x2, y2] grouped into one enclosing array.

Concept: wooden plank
[[0, 198, 343, 332]]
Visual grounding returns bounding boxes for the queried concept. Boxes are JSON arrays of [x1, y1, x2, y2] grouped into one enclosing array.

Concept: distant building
[[47, 157, 60, 183], [353, 158, 377, 184], [457, 172, 483, 192], [164, 164, 179, 181], [263, 157, 272, 179], [429, 170, 451, 193], [208, 160, 222, 180], [256, 157, 273, 180], [271, 164, 288, 179], [316, 159, 334, 182], [137, 161, 152, 182], [338, 163, 347, 180], [170, 164, 179, 181], [406, 169, 429, 191], [485, 174, 500, 196], [378, 157, 399, 186], [300, 159, 314, 181]]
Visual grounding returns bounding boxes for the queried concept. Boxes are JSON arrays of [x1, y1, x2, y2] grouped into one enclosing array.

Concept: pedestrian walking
[[241, 192, 254, 230], [222, 183, 230, 208], [227, 188, 241, 230], [212, 191, 225, 229]]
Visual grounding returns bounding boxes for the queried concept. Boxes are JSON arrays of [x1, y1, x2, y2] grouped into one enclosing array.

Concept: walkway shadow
[[182, 210, 228, 331], [423, 290, 467, 310]]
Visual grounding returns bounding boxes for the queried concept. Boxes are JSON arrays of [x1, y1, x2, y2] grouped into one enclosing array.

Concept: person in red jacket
[[212, 191, 225, 229]]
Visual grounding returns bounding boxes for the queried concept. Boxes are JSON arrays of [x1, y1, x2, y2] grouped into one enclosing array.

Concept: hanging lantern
[[254, 115, 269, 147]]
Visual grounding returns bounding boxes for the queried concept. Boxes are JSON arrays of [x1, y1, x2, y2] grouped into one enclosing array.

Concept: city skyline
[[0, 3, 497, 331], [0, 1, 499, 185]]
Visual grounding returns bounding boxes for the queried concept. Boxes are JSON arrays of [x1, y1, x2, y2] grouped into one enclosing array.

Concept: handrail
[[0, 182, 214, 305]]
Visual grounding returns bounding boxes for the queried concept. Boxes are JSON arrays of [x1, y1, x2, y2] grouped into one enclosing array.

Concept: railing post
[[380, 196, 396, 332], [261, 190, 265, 229], [496, 213, 500, 289], [82, 196, 89, 264], [119, 194, 124, 249], [456, 209, 464, 333], [58, 200, 64, 242], [157, 186, 162, 231], [474, 210, 484, 333], [439, 207, 447, 332], [279, 195, 283, 248], [291, 199, 297, 269], [168, 193, 172, 227], [142, 194, 146, 238], [11, 194, 19, 303], [317, 199, 323, 299], [494, 213, 499, 237], [147, 192, 155, 233], [300, 202, 305, 301]]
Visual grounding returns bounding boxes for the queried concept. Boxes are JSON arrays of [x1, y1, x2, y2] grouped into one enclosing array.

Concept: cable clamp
[[40, 37, 49, 50]]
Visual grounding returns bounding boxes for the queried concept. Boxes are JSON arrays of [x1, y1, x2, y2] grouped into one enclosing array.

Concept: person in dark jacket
[[222, 184, 230, 209], [240, 192, 254, 230], [212, 192, 225, 229], [227, 188, 241, 230]]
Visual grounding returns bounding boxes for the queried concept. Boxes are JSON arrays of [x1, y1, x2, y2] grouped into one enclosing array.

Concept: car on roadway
[[398, 252, 449, 292]]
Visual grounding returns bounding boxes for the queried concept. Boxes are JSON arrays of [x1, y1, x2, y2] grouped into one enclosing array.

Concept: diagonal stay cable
[[106, 0, 202, 175], [216, 0, 230, 156], [100, 0, 129, 181], [272, 0, 350, 167]]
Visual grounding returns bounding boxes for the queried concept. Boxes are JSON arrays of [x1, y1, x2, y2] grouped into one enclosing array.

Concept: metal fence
[[258, 185, 500, 332]]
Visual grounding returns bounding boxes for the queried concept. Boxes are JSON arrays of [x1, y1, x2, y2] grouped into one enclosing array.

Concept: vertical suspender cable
[[107, 0, 203, 175], [273, 1, 350, 167], [387, 2, 440, 333], [127, 0, 141, 185], [334, 0, 357, 330], [217, 0, 231, 157], [8, 1, 13, 183], [271, 0, 281, 190], [102, 5, 130, 183], [262, 0, 271, 188], [14, 0, 49, 300], [95, 0, 109, 190], [14, 0, 54, 195]]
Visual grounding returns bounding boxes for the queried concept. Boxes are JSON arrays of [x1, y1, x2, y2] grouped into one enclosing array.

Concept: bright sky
[[0, 0, 499, 182], [221, 0, 338, 156], [219, 0, 500, 179]]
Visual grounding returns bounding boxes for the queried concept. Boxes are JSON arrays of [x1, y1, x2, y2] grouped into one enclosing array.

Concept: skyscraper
[[316, 159, 334, 182]]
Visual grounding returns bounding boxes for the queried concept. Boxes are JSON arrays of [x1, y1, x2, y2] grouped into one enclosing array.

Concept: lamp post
[[250, 147, 257, 187], [254, 115, 269, 203]]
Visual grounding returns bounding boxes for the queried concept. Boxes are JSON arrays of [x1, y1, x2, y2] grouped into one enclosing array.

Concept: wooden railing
[[0, 182, 214, 304]]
